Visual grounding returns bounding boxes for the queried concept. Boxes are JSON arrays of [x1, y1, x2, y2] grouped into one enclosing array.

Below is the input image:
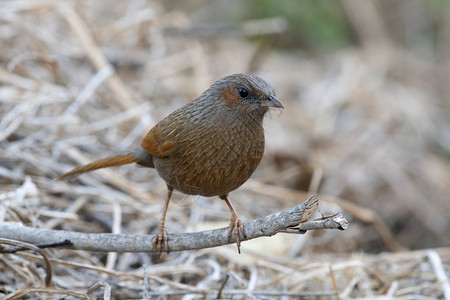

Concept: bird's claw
[[151, 225, 169, 256], [227, 216, 246, 254]]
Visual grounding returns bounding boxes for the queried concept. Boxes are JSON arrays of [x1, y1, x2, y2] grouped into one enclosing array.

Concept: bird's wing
[[141, 121, 176, 157], [140, 107, 193, 158]]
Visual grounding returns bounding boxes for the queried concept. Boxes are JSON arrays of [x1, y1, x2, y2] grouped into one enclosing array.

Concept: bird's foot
[[227, 215, 246, 254], [151, 223, 169, 256]]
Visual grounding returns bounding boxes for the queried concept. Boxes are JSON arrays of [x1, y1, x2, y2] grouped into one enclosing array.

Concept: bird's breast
[[153, 111, 265, 197]]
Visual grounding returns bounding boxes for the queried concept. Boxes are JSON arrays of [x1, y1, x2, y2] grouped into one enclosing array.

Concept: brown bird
[[59, 73, 283, 254]]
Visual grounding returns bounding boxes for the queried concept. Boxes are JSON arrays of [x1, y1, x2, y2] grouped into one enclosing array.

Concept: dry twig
[[0, 238, 52, 287]]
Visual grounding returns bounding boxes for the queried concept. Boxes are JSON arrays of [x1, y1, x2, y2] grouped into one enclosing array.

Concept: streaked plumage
[[60, 73, 283, 254]]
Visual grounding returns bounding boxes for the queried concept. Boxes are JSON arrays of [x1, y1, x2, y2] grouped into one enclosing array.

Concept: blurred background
[[1, 0, 450, 297]]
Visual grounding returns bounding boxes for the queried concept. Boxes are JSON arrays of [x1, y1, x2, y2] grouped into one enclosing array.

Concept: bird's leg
[[151, 186, 173, 255], [220, 195, 246, 254]]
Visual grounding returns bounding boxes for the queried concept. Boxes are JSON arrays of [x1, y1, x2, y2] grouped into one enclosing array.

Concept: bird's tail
[[58, 153, 140, 180]]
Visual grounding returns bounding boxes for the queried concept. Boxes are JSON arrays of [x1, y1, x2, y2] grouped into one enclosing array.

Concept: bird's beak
[[262, 95, 284, 109]]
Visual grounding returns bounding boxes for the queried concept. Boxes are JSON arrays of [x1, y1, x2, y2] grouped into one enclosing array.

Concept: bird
[[59, 73, 283, 255]]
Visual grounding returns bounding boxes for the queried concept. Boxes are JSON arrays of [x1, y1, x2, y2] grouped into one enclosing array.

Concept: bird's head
[[199, 74, 283, 118]]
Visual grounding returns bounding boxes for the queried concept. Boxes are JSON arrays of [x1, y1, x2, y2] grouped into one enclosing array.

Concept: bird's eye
[[238, 88, 249, 98]]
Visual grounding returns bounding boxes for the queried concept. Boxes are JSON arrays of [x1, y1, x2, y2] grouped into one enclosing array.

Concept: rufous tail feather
[[59, 153, 139, 179]]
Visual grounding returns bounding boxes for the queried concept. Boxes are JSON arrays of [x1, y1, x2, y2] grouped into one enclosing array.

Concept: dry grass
[[1, 1, 450, 299]]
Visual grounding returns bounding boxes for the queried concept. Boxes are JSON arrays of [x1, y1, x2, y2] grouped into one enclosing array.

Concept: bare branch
[[0, 196, 348, 253]]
